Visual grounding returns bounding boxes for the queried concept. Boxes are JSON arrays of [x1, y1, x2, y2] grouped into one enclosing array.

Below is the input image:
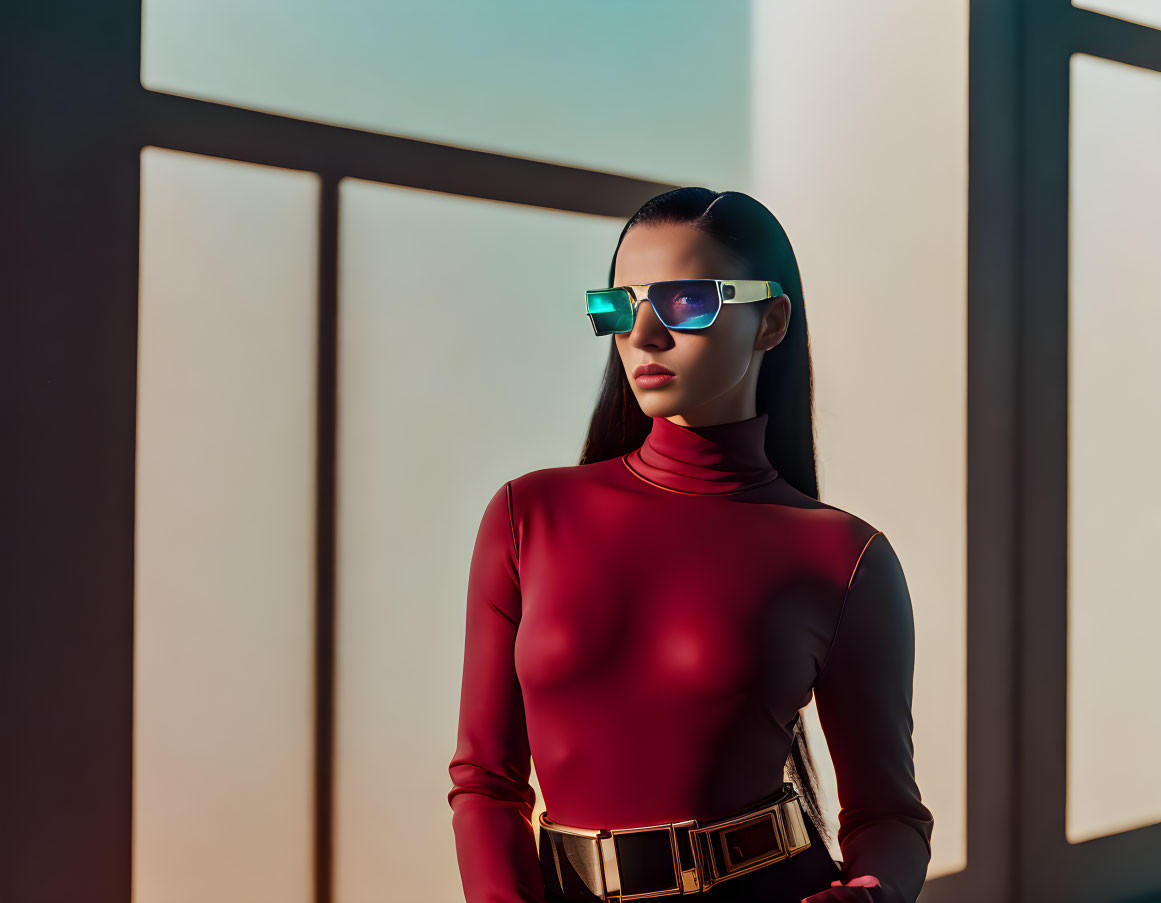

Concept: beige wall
[[1066, 52, 1161, 844], [747, 0, 969, 878], [332, 180, 621, 902], [135, 147, 319, 903]]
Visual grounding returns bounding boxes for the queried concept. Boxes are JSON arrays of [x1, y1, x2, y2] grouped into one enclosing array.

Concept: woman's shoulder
[[766, 479, 885, 572], [503, 455, 626, 498]]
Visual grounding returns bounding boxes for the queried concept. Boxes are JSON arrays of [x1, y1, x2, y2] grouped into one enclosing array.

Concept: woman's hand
[[800, 873, 882, 903]]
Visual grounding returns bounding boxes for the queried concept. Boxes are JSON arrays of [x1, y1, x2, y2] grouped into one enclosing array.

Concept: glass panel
[[333, 178, 622, 902], [1073, 0, 1161, 30], [1067, 52, 1161, 843], [135, 147, 319, 903], [140, 0, 751, 187], [752, 0, 969, 877]]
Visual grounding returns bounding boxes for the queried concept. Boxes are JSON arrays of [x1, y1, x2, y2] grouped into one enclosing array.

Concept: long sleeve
[[447, 481, 544, 903], [813, 531, 935, 903]]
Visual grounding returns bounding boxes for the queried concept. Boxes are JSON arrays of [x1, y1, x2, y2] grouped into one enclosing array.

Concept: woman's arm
[[447, 481, 544, 902], [808, 531, 935, 903]]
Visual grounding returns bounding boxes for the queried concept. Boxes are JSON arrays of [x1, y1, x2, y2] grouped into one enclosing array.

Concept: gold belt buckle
[[689, 795, 810, 890], [606, 817, 702, 900], [540, 794, 811, 899], [666, 818, 702, 895], [541, 813, 703, 900]]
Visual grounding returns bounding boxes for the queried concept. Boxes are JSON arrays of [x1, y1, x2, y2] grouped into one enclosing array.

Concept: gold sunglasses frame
[[585, 279, 783, 335]]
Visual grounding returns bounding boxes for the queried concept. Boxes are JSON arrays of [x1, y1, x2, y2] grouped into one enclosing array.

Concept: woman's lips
[[633, 363, 675, 388]]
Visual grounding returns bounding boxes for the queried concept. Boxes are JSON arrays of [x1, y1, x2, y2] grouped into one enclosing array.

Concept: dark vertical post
[[1016, 0, 1074, 899], [314, 176, 340, 903], [0, 3, 143, 901], [958, 0, 1027, 901]]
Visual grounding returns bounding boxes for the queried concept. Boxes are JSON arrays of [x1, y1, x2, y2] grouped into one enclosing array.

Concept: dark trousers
[[544, 809, 843, 903]]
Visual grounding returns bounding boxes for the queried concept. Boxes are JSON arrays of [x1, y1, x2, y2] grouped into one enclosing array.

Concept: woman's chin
[[635, 395, 684, 419]]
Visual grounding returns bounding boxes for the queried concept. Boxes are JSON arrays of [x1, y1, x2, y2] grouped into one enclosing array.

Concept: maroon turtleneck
[[448, 414, 934, 903], [625, 412, 780, 494]]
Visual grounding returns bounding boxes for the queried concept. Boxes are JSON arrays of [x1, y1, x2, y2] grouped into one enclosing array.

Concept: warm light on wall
[[134, 146, 319, 903], [1066, 51, 1161, 845]]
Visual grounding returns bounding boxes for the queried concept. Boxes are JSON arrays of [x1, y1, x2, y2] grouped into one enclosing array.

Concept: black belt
[[538, 783, 815, 901]]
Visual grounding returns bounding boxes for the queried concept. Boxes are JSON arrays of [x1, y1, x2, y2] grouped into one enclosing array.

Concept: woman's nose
[[629, 299, 670, 342]]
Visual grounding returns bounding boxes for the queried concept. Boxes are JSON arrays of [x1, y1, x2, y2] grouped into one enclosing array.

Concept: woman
[[448, 188, 934, 903]]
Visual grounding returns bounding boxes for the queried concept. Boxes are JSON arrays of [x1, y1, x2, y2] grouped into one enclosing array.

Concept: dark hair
[[576, 186, 831, 845]]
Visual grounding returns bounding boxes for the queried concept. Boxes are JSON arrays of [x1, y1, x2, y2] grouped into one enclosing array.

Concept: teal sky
[[141, 0, 753, 189]]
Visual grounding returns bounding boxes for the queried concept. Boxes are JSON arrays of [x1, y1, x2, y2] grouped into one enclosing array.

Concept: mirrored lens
[[649, 280, 720, 330], [586, 288, 634, 335]]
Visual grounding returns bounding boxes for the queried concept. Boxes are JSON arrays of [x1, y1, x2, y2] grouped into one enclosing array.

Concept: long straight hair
[[576, 187, 831, 844]]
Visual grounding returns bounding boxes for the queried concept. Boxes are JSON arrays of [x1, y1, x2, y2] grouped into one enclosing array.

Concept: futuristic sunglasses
[[585, 279, 782, 336]]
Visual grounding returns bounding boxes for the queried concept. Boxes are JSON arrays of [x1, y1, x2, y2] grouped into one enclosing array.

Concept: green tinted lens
[[586, 288, 635, 335]]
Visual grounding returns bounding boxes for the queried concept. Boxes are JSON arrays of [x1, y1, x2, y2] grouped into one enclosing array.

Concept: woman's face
[[611, 222, 791, 427]]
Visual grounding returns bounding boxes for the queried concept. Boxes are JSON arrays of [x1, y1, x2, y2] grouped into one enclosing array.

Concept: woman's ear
[[756, 294, 791, 351]]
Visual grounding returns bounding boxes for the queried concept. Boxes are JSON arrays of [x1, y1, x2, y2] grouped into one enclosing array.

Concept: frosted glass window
[[1067, 53, 1161, 844], [333, 180, 622, 903], [140, 0, 750, 187], [135, 147, 319, 903], [751, 0, 968, 878], [1073, 0, 1161, 30]]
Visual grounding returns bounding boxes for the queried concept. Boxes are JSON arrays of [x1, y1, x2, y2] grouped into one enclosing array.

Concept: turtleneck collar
[[623, 412, 779, 495]]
